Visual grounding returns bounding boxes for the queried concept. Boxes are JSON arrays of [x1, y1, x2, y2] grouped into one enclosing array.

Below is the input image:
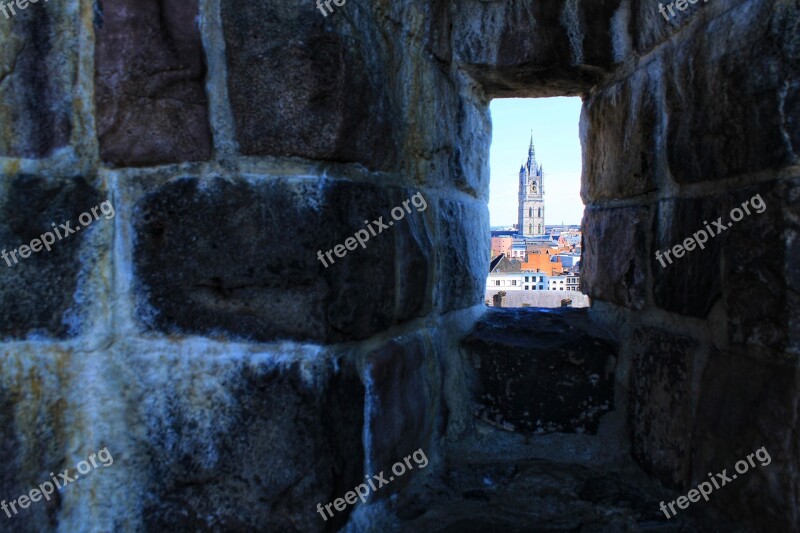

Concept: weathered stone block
[[0, 4, 74, 157], [627, 0, 751, 55], [581, 206, 648, 309], [133, 177, 431, 343], [221, 0, 397, 170], [135, 354, 365, 532], [581, 58, 660, 202], [0, 349, 70, 532], [664, 0, 800, 183], [94, 0, 211, 166], [652, 196, 724, 318], [364, 335, 438, 498], [721, 181, 797, 353], [629, 327, 699, 489], [0, 175, 101, 339], [692, 350, 799, 532], [452, 0, 621, 97], [436, 199, 488, 313], [462, 308, 616, 434]]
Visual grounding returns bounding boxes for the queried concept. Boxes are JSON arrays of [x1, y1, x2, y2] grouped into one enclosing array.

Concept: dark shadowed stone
[[133, 177, 431, 343], [629, 327, 699, 490], [452, 0, 621, 97], [392, 453, 723, 531], [581, 58, 660, 202], [628, 0, 751, 55], [723, 180, 799, 355], [436, 199, 488, 313], [0, 5, 73, 157], [461, 308, 616, 434], [664, 0, 800, 183], [0, 359, 68, 532], [364, 336, 438, 498], [221, 0, 397, 170], [0, 175, 101, 339], [692, 350, 799, 532], [140, 357, 364, 533], [582, 206, 648, 309], [94, 0, 211, 167], [652, 196, 723, 318]]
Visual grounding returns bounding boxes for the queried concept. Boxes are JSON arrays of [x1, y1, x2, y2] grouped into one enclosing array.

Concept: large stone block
[[436, 199, 488, 313], [133, 177, 432, 343], [0, 175, 102, 339], [462, 308, 616, 434], [692, 350, 799, 531], [131, 353, 365, 532], [364, 335, 438, 498], [581, 58, 661, 202], [652, 196, 724, 318], [721, 181, 797, 354], [664, 0, 800, 183], [581, 206, 648, 309], [452, 0, 621, 96], [627, 0, 751, 55], [0, 3, 74, 157], [94, 0, 211, 166], [221, 0, 397, 170], [653, 181, 798, 353], [629, 327, 699, 489], [0, 348, 70, 532]]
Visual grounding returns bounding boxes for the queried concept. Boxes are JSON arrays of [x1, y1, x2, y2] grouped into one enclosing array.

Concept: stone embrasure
[[461, 308, 617, 435]]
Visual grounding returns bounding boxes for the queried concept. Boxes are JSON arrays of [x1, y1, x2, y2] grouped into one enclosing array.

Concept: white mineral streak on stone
[[611, 0, 633, 63], [561, 0, 584, 66]]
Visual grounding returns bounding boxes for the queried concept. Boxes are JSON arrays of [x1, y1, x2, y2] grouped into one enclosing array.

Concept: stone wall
[[0, 0, 796, 531]]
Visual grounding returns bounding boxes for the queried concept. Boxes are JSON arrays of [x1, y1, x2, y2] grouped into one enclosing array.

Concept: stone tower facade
[[518, 136, 545, 236]]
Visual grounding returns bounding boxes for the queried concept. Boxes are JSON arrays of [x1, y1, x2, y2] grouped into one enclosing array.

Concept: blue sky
[[488, 97, 584, 227]]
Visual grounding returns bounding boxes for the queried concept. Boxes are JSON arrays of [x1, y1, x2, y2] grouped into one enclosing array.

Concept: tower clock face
[[531, 183, 537, 193]]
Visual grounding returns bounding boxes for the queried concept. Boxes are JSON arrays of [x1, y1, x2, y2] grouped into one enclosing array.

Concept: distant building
[[518, 135, 545, 237]]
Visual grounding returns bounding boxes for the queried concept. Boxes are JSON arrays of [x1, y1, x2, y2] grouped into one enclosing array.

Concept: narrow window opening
[[486, 97, 589, 309]]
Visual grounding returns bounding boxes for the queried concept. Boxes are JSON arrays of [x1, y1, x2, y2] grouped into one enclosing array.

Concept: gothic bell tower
[[518, 134, 544, 236]]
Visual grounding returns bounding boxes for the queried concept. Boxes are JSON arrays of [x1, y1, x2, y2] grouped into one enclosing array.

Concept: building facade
[[518, 135, 545, 236]]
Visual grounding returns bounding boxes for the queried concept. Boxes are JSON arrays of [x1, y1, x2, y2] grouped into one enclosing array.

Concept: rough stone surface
[[94, 0, 211, 166], [462, 308, 616, 434], [221, 0, 397, 170], [723, 180, 799, 355], [652, 196, 724, 318], [452, 0, 622, 97], [0, 175, 101, 339], [692, 350, 800, 532], [581, 58, 660, 202], [629, 327, 699, 490], [136, 355, 365, 533], [133, 177, 432, 343], [0, 4, 73, 157], [436, 199, 488, 313], [389, 453, 726, 532], [0, 350, 69, 533], [364, 336, 439, 498], [581, 206, 648, 309], [664, 0, 800, 183]]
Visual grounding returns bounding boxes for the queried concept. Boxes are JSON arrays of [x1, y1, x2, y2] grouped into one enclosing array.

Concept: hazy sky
[[488, 97, 584, 227]]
